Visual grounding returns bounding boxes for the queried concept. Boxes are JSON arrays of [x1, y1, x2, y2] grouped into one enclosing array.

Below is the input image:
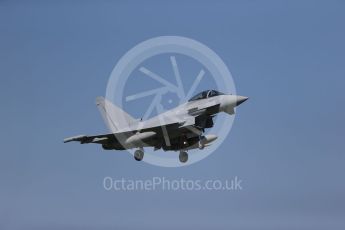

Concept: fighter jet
[[64, 90, 248, 163]]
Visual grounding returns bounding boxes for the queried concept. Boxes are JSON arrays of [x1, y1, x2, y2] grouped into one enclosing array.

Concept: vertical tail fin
[[96, 97, 137, 132]]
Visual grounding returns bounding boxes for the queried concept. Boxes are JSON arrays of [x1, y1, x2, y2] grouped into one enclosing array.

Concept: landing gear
[[134, 149, 144, 161], [179, 151, 188, 163]]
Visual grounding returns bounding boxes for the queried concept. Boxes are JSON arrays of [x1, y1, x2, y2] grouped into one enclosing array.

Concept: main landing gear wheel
[[134, 149, 144, 161], [179, 151, 188, 163]]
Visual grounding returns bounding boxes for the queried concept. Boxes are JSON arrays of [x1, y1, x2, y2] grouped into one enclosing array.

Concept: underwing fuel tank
[[198, 134, 218, 149], [125, 131, 156, 146]]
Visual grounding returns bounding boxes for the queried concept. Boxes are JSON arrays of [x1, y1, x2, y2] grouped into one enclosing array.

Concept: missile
[[63, 135, 88, 143], [125, 131, 156, 146], [199, 134, 218, 149]]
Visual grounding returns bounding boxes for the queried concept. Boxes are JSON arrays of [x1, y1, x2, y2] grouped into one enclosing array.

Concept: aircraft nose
[[236, 96, 249, 106]]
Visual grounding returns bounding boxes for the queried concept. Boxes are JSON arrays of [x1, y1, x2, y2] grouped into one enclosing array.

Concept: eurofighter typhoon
[[64, 90, 248, 163]]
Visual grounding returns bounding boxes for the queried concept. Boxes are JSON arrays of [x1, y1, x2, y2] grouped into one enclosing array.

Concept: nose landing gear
[[179, 151, 188, 163]]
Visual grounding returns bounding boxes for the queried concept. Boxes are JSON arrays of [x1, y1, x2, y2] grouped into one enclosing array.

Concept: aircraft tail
[[96, 97, 138, 132]]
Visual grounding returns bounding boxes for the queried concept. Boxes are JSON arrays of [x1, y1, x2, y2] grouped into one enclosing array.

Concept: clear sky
[[1, 0, 345, 229]]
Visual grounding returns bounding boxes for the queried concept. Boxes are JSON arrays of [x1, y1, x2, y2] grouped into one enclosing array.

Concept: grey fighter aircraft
[[64, 90, 248, 163]]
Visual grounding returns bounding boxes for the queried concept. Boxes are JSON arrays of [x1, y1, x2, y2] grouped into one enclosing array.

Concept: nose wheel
[[134, 148, 144, 161], [179, 151, 188, 163]]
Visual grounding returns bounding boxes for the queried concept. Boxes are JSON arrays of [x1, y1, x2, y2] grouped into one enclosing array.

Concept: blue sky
[[1, 0, 345, 229]]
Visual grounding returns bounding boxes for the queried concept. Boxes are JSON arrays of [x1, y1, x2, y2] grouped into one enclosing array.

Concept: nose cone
[[236, 96, 249, 106]]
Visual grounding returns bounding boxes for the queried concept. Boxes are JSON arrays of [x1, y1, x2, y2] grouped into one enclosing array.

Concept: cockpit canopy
[[188, 90, 225, 102]]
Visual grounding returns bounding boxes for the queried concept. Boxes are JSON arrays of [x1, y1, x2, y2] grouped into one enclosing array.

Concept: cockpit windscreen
[[188, 90, 224, 102]]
